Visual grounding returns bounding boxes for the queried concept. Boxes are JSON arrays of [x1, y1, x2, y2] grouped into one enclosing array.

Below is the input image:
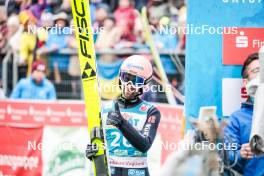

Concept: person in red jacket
[[114, 0, 136, 42]]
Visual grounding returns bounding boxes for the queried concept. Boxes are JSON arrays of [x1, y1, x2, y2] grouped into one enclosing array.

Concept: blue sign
[[185, 0, 264, 128]]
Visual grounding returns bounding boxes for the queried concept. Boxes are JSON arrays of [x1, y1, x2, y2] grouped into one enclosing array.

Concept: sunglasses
[[120, 72, 146, 88]]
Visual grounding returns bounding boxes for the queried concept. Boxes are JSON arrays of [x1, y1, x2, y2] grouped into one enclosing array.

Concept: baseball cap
[[32, 60, 46, 73]]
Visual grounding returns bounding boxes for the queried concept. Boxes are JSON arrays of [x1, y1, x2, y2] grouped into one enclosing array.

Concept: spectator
[[133, 10, 145, 45], [20, 0, 34, 11], [67, 20, 81, 99], [35, 12, 54, 75], [93, 3, 110, 42], [93, 3, 109, 28], [151, 16, 178, 77], [0, 5, 7, 54], [177, 0, 186, 51], [114, 0, 136, 42], [167, 0, 178, 21], [148, 0, 170, 21], [37, 12, 70, 84], [224, 53, 264, 175], [6, 0, 21, 16], [44, 0, 61, 14], [10, 60, 56, 100], [134, 0, 148, 10], [7, 15, 21, 53], [26, 0, 47, 19], [58, 0, 72, 16], [7, 15, 20, 39], [90, 0, 104, 24], [102, 0, 119, 12], [38, 12, 53, 42], [18, 10, 38, 77], [2, 0, 184, 102], [95, 15, 122, 49]]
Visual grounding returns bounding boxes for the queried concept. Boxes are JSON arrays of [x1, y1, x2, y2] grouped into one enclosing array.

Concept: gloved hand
[[106, 111, 124, 127], [86, 143, 98, 160]]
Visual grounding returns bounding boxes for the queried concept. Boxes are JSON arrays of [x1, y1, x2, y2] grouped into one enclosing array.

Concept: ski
[[140, 7, 177, 105], [71, 1, 109, 175]]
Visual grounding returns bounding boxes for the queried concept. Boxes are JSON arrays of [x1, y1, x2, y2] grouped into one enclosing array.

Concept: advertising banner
[[186, 0, 264, 121], [0, 126, 43, 176], [42, 127, 90, 176], [223, 28, 264, 65], [222, 78, 248, 116], [0, 100, 184, 176]]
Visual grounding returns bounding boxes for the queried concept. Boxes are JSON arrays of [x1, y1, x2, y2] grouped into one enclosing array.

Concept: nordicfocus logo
[[222, 0, 262, 4], [236, 31, 264, 48]]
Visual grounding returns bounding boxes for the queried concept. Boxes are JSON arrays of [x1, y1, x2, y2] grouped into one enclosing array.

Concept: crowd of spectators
[[0, 0, 186, 103]]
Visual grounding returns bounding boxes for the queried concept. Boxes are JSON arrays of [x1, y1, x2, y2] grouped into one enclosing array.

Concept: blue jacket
[[45, 28, 70, 72], [10, 77, 56, 100], [224, 101, 264, 176]]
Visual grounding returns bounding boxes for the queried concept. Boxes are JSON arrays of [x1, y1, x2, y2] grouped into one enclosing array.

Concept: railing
[[2, 48, 185, 102]]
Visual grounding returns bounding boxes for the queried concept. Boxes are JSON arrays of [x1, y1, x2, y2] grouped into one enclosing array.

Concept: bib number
[[110, 131, 133, 148]]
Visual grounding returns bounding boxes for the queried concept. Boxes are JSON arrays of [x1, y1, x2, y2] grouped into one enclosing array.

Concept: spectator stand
[[2, 48, 185, 103], [1, 0, 187, 104]]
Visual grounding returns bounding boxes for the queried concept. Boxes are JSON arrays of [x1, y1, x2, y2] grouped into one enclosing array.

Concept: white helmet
[[120, 55, 153, 86]]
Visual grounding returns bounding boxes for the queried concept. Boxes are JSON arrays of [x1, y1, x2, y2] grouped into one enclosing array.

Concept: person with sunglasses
[[86, 55, 161, 176]]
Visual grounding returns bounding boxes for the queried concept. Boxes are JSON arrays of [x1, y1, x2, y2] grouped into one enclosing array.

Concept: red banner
[[223, 27, 264, 65], [0, 100, 184, 173], [0, 126, 43, 176], [157, 104, 184, 163], [0, 100, 87, 126]]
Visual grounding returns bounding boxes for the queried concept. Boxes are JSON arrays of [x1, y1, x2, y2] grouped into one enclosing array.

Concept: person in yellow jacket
[[19, 10, 38, 77]]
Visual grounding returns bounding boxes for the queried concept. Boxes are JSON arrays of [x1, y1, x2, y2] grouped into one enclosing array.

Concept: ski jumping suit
[[102, 97, 161, 176]]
